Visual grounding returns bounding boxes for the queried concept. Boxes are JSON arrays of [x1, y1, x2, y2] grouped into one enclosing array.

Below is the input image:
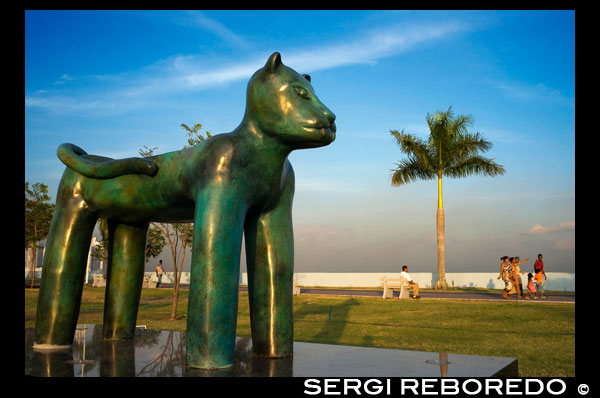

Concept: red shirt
[[534, 259, 545, 275]]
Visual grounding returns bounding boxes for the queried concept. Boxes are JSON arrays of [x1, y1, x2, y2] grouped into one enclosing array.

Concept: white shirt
[[400, 271, 412, 282]]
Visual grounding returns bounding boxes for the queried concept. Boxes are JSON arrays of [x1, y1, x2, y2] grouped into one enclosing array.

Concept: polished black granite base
[[25, 324, 517, 377]]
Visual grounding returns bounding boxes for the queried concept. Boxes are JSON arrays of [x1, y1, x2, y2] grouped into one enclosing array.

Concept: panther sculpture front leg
[[244, 165, 295, 358], [186, 184, 247, 369]]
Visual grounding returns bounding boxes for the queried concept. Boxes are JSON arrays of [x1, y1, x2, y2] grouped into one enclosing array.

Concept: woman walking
[[497, 256, 513, 299], [512, 256, 529, 299]]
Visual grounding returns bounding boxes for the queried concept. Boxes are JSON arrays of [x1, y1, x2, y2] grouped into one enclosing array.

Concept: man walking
[[400, 265, 421, 299], [155, 260, 165, 288], [533, 254, 547, 299]]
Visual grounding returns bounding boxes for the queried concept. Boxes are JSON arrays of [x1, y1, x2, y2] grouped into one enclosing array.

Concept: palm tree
[[390, 106, 505, 289]]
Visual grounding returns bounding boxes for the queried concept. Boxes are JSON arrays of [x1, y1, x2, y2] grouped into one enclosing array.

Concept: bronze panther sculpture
[[33, 52, 336, 369]]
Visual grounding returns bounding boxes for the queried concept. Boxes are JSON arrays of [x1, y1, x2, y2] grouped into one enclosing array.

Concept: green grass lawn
[[25, 286, 574, 377]]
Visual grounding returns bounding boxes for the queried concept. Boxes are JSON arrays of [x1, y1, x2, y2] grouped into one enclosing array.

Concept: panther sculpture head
[[244, 52, 336, 149]]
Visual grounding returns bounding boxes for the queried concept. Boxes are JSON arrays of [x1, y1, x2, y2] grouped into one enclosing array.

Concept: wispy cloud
[[53, 74, 75, 85], [180, 11, 249, 50], [283, 20, 471, 73], [172, 20, 472, 89], [478, 127, 529, 143], [489, 79, 573, 107], [26, 96, 98, 112], [523, 221, 574, 235], [25, 18, 475, 115]]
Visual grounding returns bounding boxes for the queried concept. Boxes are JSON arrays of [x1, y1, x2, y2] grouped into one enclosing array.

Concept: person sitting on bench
[[400, 265, 421, 299]]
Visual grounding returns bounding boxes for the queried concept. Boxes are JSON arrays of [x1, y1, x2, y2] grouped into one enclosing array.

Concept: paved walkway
[[290, 287, 574, 303], [235, 286, 574, 303]]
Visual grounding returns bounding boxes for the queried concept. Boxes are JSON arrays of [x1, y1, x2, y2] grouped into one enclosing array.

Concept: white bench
[[293, 278, 301, 295], [92, 273, 106, 288], [142, 275, 157, 289], [380, 276, 410, 299]]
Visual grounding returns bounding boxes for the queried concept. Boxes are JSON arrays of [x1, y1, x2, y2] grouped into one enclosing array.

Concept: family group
[[498, 254, 547, 299]]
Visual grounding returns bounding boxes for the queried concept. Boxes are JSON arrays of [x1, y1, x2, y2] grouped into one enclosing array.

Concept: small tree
[[180, 123, 211, 147], [25, 182, 55, 288], [145, 226, 167, 263], [153, 223, 193, 320], [140, 122, 210, 320]]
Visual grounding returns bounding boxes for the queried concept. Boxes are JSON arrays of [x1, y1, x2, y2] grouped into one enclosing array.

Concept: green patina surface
[[34, 52, 336, 369]]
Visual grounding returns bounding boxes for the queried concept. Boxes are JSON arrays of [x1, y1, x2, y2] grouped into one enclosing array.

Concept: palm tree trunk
[[436, 208, 447, 289], [435, 175, 447, 290]]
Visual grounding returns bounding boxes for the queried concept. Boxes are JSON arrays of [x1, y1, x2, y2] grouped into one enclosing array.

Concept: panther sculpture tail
[[57, 143, 159, 179]]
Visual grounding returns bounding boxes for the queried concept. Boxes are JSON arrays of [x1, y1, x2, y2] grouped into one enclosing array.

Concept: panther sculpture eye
[[294, 85, 311, 99]]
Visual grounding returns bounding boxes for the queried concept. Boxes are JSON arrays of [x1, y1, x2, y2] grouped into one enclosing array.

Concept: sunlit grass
[[25, 286, 574, 377]]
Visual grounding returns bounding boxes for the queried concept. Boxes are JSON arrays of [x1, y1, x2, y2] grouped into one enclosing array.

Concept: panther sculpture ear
[[265, 52, 282, 74], [302, 74, 311, 83]]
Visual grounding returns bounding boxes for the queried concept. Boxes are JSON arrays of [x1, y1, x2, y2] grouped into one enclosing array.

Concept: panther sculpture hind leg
[[34, 174, 98, 348], [103, 220, 149, 340]]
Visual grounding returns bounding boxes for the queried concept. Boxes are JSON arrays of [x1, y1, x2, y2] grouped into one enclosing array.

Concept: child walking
[[534, 270, 547, 299], [525, 273, 537, 299]]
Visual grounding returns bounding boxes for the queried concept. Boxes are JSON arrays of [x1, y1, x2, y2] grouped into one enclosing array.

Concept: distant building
[[25, 238, 103, 281]]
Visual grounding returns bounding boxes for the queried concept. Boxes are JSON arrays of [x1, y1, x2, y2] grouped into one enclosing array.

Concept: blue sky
[[25, 10, 575, 274]]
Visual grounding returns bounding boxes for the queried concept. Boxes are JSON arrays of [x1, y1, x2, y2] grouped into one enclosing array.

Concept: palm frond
[[443, 155, 506, 179], [390, 156, 437, 186], [449, 113, 474, 136], [427, 106, 454, 145], [454, 131, 492, 155], [390, 130, 432, 168]]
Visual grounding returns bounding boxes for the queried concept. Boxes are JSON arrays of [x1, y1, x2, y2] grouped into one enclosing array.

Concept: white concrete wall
[[24, 270, 576, 292], [144, 272, 190, 285], [24, 267, 43, 279], [286, 272, 434, 289], [143, 271, 574, 291], [143, 272, 434, 288]]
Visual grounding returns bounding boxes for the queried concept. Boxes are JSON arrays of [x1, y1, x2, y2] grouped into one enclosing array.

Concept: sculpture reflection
[[100, 340, 137, 377], [136, 331, 185, 377], [27, 346, 75, 377], [183, 337, 293, 377], [25, 325, 517, 377], [33, 52, 336, 369], [26, 325, 294, 376], [439, 352, 449, 377]]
